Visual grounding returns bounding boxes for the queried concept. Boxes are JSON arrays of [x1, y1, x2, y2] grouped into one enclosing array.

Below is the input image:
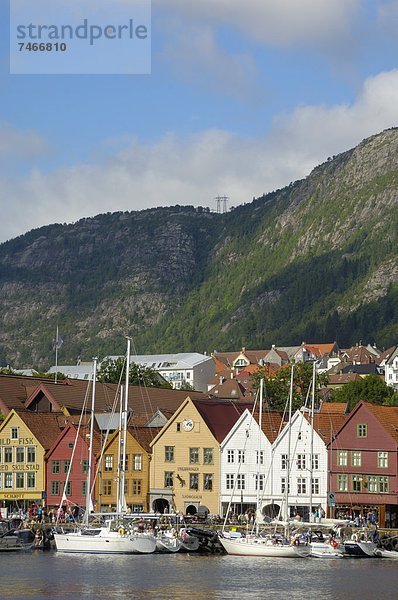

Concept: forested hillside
[[1, 129, 398, 368]]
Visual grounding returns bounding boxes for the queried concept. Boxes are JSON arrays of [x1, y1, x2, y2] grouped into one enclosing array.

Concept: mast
[[118, 337, 131, 513], [84, 357, 97, 526], [255, 379, 264, 535], [284, 364, 294, 523], [309, 360, 316, 522]]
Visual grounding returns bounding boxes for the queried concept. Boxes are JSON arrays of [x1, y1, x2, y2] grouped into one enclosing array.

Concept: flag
[[54, 327, 63, 350]]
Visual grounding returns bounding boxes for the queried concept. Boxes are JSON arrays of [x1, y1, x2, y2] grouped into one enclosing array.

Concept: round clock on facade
[[182, 418, 194, 431]]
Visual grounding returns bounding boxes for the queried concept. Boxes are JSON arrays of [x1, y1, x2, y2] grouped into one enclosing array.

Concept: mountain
[[1, 128, 398, 369]]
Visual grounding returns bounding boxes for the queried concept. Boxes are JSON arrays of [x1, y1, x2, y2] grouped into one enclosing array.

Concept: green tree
[[254, 361, 328, 412], [97, 357, 172, 388], [331, 374, 398, 410]]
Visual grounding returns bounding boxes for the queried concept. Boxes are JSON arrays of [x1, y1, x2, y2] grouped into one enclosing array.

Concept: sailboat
[[218, 373, 310, 558], [54, 342, 156, 554]]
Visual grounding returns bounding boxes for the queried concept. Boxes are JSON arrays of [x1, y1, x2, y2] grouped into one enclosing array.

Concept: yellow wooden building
[[149, 397, 247, 516], [96, 426, 158, 512], [0, 410, 61, 513]]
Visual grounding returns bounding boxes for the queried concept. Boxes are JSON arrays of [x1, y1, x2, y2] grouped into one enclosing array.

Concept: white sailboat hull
[[54, 530, 156, 554], [218, 536, 310, 557]]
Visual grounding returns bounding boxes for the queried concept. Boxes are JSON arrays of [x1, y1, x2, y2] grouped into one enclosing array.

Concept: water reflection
[[0, 553, 396, 600]]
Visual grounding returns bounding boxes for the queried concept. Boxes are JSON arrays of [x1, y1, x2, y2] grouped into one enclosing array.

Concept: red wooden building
[[329, 401, 398, 527], [45, 421, 101, 513]]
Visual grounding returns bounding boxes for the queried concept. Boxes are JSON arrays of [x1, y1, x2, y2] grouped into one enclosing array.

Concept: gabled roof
[[301, 342, 338, 358], [45, 419, 102, 460], [127, 425, 161, 453], [310, 412, 348, 444], [17, 412, 64, 451], [0, 373, 206, 418], [208, 378, 248, 401], [319, 402, 348, 415], [328, 373, 362, 385], [340, 345, 380, 364], [192, 399, 253, 443], [385, 345, 398, 366], [329, 401, 398, 447]]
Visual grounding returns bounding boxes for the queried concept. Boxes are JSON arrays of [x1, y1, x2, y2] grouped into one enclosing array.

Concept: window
[[337, 474, 348, 492], [63, 460, 71, 474], [0, 448, 2, 463], [132, 479, 142, 495], [357, 424, 368, 438], [164, 471, 173, 488], [4, 447, 12, 463], [176, 423, 181, 432], [281, 477, 287, 494], [298, 431, 302, 440], [132, 504, 144, 512], [203, 448, 213, 465], [367, 476, 377, 493], [338, 450, 347, 467], [255, 474, 264, 491], [236, 474, 245, 490], [311, 478, 319, 495], [64, 481, 72, 496], [297, 454, 306, 470], [165, 446, 174, 462], [203, 473, 213, 491], [227, 450, 235, 464], [377, 452, 388, 468], [352, 475, 362, 492], [312, 454, 319, 470], [15, 447, 24, 463], [82, 460, 88, 474], [256, 450, 264, 465], [133, 454, 142, 471], [5, 473, 13, 488], [379, 476, 389, 493], [27, 447, 36, 463], [27, 473, 35, 489], [189, 448, 199, 464], [0, 474, 2, 489], [189, 473, 199, 490], [297, 478, 306, 495], [123, 455, 129, 472], [281, 454, 288, 470], [351, 451, 362, 467], [11, 427, 19, 440], [51, 460, 60, 474], [51, 481, 60, 495], [104, 454, 114, 472], [82, 481, 87, 496], [226, 474, 234, 490], [103, 480, 112, 495], [237, 450, 245, 464], [16, 473, 24, 489]]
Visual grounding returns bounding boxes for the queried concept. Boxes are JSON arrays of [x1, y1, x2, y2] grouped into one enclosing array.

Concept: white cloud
[[0, 123, 49, 160], [1, 69, 398, 243], [154, 0, 361, 48], [158, 20, 261, 102]]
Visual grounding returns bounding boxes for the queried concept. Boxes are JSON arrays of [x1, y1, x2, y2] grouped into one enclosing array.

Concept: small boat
[[156, 531, 182, 553], [179, 528, 200, 552], [343, 539, 377, 557], [310, 541, 344, 558]]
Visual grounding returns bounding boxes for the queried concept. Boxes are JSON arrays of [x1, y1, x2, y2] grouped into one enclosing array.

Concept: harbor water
[[0, 552, 397, 599]]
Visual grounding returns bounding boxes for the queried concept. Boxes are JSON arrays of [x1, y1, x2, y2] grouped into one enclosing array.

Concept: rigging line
[[56, 377, 91, 525], [221, 386, 260, 532], [90, 358, 125, 499]]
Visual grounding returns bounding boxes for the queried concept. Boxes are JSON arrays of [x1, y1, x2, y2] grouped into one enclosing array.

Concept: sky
[[1, 0, 398, 242]]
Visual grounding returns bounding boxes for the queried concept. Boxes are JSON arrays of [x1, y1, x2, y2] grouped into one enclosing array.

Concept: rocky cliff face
[[1, 130, 398, 368]]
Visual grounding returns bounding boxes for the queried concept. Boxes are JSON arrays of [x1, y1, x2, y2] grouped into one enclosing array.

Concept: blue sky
[[1, 0, 398, 242]]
